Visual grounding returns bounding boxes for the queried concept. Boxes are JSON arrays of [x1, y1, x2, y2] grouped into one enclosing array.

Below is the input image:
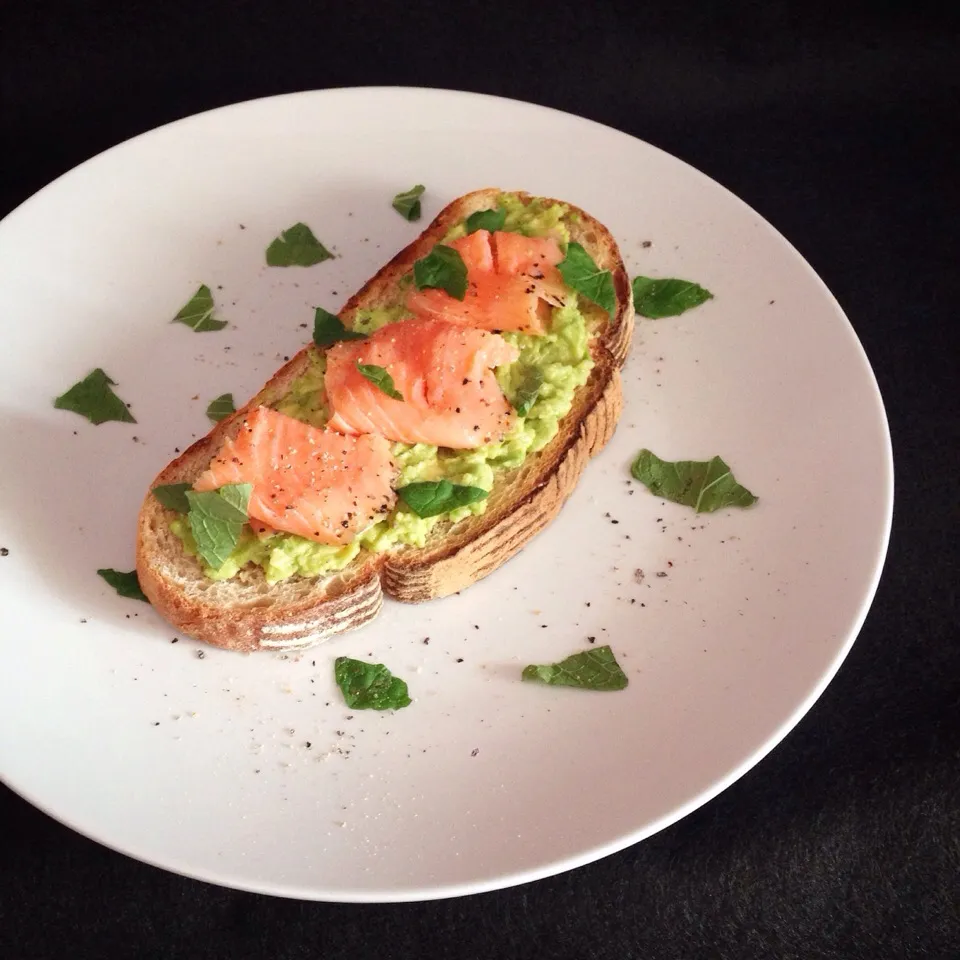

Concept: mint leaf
[[54, 368, 136, 425], [216, 483, 250, 514], [356, 362, 403, 401], [185, 483, 252, 569], [334, 657, 412, 710], [557, 242, 616, 316], [510, 367, 543, 417], [205, 393, 235, 423], [266, 223, 333, 267], [397, 480, 488, 518], [173, 284, 227, 332], [152, 482, 192, 514], [465, 207, 506, 234], [632, 276, 713, 318], [97, 568, 148, 602], [630, 449, 757, 513], [392, 184, 425, 221], [522, 645, 627, 691], [313, 307, 366, 348], [413, 244, 468, 300]]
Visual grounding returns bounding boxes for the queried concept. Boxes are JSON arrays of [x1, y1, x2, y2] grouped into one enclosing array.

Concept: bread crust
[[136, 189, 634, 651]]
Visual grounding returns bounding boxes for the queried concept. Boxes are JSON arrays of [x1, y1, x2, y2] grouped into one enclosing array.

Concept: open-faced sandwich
[[137, 189, 634, 651]]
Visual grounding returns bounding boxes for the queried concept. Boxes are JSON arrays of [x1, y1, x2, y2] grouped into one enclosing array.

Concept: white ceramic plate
[[0, 88, 892, 902]]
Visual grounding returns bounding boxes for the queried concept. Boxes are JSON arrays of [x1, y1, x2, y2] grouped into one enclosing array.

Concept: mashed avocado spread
[[443, 194, 571, 246], [172, 193, 596, 583]]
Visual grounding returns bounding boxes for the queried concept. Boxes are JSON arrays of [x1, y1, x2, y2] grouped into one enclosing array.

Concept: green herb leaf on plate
[[313, 307, 367, 348], [632, 276, 713, 318], [465, 207, 507, 234], [205, 393, 235, 423], [557, 242, 616, 316], [630, 449, 757, 513], [413, 244, 468, 300], [184, 483, 252, 569], [334, 656, 412, 710], [510, 366, 544, 417], [396, 480, 489, 518], [54, 368, 136, 425], [356, 362, 403, 401], [152, 482, 192, 514], [172, 284, 227, 332], [97, 568, 148, 602], [522, 645, 628, 691], [392, 184, 426, 221], [265, 223, 333, 267]]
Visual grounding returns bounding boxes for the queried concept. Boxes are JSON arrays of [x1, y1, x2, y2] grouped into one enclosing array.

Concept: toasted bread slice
[[137, 189, 634, 651]]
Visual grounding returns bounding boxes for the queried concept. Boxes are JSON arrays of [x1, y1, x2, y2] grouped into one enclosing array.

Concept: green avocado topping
[[171, 193, 598, 583]]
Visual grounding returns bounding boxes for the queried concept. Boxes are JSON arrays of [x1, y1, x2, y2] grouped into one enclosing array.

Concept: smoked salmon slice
[[194, 406, 397, 545], [455, 229, 495, 272], [406, 230, 566, 335], [492, 231, 564, 287], [325, 316, 519, 449]]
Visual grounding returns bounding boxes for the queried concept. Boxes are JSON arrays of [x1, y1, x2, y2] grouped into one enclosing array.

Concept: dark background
[[2, 2, 958, 957]]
